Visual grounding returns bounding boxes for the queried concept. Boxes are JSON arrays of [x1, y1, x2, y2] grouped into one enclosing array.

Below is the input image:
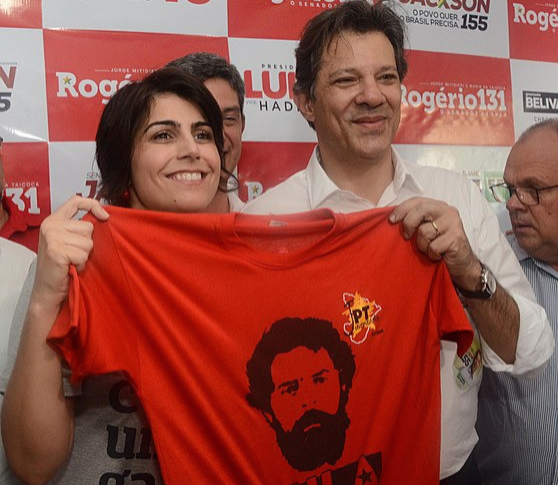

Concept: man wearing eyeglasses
[[477, 119, 558, 485]]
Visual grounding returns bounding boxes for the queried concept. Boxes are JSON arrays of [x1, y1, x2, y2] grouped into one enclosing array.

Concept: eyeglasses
[[490, 182, 558, 206]]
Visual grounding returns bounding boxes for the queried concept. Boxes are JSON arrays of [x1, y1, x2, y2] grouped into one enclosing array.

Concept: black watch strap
[[455, 264, 497, 300]]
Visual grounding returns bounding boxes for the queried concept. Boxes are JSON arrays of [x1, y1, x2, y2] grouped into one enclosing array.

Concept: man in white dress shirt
[[242, 2, 554, 483]]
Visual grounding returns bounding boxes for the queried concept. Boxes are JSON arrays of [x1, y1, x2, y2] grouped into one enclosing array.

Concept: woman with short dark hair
[[2, 67, 226, 485]]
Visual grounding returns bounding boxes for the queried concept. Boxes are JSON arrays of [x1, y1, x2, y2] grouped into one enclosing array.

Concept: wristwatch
[[456, 263, 497, 300]]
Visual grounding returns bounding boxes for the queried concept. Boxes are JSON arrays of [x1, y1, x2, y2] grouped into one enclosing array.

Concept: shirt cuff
[[481, 292, 554, 377]]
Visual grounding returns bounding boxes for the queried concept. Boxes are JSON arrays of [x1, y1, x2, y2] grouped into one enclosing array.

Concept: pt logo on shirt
[[342, 292, 382, 345]]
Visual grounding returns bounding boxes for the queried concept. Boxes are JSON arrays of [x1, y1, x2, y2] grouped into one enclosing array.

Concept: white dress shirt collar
[[305, 145, 424, 210]]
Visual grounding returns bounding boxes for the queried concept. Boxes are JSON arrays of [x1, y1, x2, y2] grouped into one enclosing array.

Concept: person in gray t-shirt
[[1, 67, 227, 484]]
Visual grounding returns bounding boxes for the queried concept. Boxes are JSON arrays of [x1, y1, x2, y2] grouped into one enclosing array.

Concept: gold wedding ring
[[430, 220, 440, 238]]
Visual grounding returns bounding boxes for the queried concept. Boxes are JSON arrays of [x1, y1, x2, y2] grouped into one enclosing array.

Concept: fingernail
[[389, 213, 397, 223]]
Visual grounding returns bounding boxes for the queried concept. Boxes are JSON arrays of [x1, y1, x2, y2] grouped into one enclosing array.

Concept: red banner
[[2, 141, 50, 222], [508, 1, 558, 63], [44, 30, 229, 141], [238, 141, 315, 201], [228, 0, 345, 40], [0, 0, 42, 28], [396, 50, 514, 146]]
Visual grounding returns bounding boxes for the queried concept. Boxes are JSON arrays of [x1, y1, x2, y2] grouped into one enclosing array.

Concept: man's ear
[[294, 92, 316, 125], [241, 114, 246, 133]]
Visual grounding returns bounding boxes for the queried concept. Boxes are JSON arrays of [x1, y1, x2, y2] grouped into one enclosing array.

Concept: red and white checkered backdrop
[[1, 0, 557, 225]]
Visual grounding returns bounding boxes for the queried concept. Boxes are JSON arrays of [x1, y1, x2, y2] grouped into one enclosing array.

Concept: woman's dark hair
[[96, 67, 225, 206]]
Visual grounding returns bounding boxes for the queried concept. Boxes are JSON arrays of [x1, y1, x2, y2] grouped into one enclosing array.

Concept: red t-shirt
[[48, 207, 472, 485]]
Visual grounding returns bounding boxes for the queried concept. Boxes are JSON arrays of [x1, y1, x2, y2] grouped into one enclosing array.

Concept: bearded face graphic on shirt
[[246, 317, 355, 471]]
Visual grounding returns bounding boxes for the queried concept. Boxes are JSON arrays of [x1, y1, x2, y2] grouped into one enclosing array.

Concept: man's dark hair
[[95, 67, 225, 206], [167, 52, 245, 116], [294, 0, 408, 101], [246, 317, 355, 415]]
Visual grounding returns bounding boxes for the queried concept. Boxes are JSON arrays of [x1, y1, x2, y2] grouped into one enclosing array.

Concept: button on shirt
[[476, 236, 558, 485], [242, 146, 554, 479]]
